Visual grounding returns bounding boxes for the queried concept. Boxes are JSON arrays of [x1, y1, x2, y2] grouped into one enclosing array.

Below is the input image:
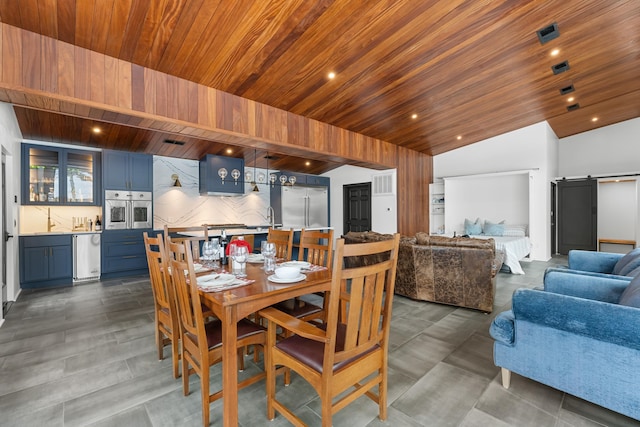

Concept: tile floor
[[1, 256, 639, 427]]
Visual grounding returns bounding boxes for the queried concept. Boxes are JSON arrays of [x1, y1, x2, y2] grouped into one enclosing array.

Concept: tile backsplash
[[153, 156, 272, 229]]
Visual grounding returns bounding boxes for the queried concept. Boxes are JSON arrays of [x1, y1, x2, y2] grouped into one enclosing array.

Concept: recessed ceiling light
[[328, 72, 336, 79], [226, 148, 233, 154], [591, 117, 598, 122], [305, 161, 311, 166], [411, 114, 418, 119], [550, 48, 560, 56], [92, 127, 101, 134], [456, 135, 462, 140], [567, 97, 574, 102]]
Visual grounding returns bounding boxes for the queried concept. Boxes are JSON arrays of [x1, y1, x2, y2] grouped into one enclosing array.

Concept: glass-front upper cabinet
[[66, 150, 96, 204], [22, 144, 101, 206], [26, 146, 60, 203]]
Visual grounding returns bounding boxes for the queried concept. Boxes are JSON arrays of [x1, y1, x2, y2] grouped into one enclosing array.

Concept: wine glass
[[231, 245, 248, 278], [202, 241, 214, 267]]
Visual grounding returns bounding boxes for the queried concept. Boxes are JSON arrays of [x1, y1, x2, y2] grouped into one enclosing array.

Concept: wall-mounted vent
[[567, 103, 580, 112], [559, 84, 575, 95], [163, 139, 185, 145], [537, 22, 560, 44], [551, 60, 570, 75], [372, 172, 395, 196]]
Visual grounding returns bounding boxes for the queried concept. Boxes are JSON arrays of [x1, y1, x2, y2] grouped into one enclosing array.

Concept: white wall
[[0, 102, 24, 321], [434, 121, 559, 261], [323, 165, 397, 238], [558, 117, 640, 178]]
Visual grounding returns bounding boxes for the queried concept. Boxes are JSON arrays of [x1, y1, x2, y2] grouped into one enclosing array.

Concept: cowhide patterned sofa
[[344, 231, 503, 312]]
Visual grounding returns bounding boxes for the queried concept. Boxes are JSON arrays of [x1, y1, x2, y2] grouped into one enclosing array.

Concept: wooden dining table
[[198, 262, 332, 427]]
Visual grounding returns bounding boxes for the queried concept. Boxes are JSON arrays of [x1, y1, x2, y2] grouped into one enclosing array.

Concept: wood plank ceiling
[[1, 0, 639, 172]]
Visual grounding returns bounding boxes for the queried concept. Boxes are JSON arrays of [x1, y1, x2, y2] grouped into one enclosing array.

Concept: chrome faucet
[[266, 206, 275, 229], [47, 208, 55, 232]]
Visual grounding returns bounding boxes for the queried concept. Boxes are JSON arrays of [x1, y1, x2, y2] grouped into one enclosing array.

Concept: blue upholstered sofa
[[562, 248, 640, 278], [490, 268, 640, 420]]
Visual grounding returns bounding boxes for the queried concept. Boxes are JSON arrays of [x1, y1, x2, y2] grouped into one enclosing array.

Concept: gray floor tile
[[392, 362, 491, 427], [1, 254, 635, 427], [86, 405, 153, 427], [475, 381, 558, 427]]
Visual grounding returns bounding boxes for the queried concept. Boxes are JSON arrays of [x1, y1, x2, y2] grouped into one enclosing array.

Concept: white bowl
[[274, 266, 301, 280]]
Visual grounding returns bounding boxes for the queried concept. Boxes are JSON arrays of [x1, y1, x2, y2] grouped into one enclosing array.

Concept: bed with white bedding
[[474, 235, 532, 275]]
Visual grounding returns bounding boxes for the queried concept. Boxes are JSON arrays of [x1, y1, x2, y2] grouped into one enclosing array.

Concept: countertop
[[19, 230, 103, 236]]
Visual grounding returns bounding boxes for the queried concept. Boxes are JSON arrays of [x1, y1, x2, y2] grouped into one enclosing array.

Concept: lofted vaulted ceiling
[[1, 0, 639, 172]]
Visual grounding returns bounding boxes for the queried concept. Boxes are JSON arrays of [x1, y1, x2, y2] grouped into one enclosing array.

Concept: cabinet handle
[[123, 242, 137, 245], [122, 255, 137, 259]]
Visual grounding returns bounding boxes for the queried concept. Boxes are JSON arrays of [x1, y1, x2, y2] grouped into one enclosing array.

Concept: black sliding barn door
[[557, 179, 597, 254]]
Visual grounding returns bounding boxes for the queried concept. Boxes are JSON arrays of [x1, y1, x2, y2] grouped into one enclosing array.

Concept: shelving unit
[[429, 182, 445, 234]]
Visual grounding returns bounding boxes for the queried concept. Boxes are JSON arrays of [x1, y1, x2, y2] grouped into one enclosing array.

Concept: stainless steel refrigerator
[[281, 186, 329, 229]]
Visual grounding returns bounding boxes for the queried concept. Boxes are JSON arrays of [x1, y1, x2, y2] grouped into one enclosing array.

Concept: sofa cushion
[[619, 274, 640, 308], [415, 231, 430, 245], [626, 265, 640, 278], [619, 254, 640, 276], [612, 248, 640, 275]]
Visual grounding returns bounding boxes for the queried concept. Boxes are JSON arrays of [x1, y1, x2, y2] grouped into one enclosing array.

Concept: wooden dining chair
[[273, 228, 334, 323], [164, 225, 209, 260], [230, 234, 255, 253], [143, 232, 181, 379], [260, 233, 401, 427], [267, 227, 293, 260], [168, 240, 266, 427]]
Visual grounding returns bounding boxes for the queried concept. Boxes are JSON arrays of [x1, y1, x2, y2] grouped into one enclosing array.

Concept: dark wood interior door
[[343, 183, 371, 233], [557, 179, 597, 254]]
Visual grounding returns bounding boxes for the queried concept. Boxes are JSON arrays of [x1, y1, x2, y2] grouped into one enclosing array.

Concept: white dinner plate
[[197, 273, 235, 287], [247, 254, 264, 263], [268, 273, 306, 284], [280, 261, 311, 269]]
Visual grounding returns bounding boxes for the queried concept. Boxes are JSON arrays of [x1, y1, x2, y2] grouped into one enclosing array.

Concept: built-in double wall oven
[[104, 190, 152, 230]]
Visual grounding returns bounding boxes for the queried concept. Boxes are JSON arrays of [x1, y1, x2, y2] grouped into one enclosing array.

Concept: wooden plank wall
[[0, 22, 431, 235]]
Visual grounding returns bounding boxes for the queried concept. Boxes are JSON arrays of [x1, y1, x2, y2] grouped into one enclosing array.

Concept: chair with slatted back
[[272, 228, 334, 323], [267, 228, 293, 260], [143, 232, 180, 379], [164, 225, 209, 260], [260, 233, 400, 427], [230, 234, 255, 253], [168, 239, 266, 427]]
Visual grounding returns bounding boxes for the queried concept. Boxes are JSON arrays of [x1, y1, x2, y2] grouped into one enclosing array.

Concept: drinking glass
[[232, 245, 248, 278], [210, 238, 220, 270], [262, 242, 276, 273]]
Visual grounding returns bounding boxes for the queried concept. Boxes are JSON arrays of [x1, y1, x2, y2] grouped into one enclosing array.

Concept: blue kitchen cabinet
[[270, 171, 329, 187], [199, 154, 245, 194], [103, 150, 153, 191], [101, 229, 152, 278], [22, 143, 101, 206], [20, 234, 73, 288], [305, 174, 330, 186]]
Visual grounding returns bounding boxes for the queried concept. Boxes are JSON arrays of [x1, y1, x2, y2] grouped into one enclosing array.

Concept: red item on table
[[226, 239, 252, 255]]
